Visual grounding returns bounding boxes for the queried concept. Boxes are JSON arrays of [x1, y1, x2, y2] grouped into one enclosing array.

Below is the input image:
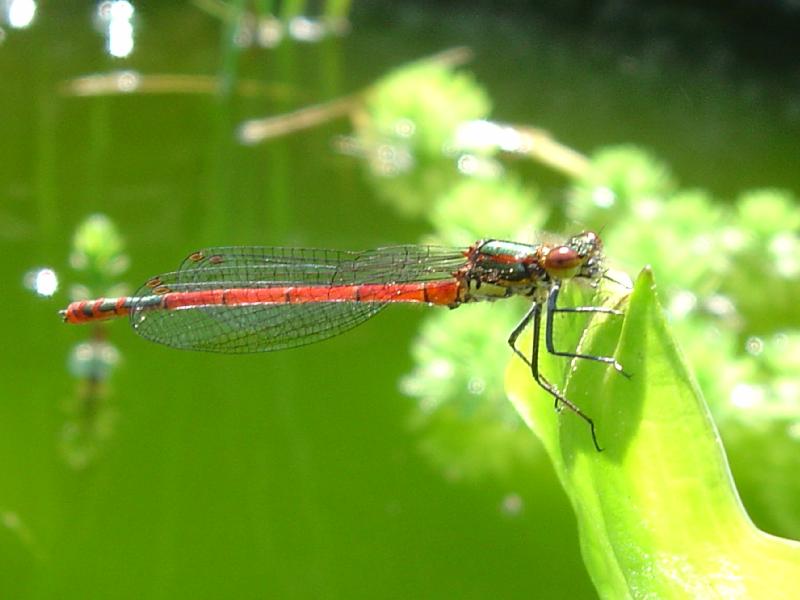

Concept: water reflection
[[59, 214, 130, 469], [62, 337, 120, 470], [3, 0, 36, 29], [237, 47, 472, 146], [192, 0, 349, 48], [61, 70, 295, 99], [95, 0, 135, 58], [23, 267, 58, 297], [288, 15, 346, 43]]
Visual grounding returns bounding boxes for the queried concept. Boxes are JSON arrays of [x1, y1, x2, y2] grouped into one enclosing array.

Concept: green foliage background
[[2, 2, 799, 599]]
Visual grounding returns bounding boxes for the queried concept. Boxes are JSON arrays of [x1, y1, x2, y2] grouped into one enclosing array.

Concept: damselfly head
[[543, 231, 604, 282], [566, 230, 602, 256]]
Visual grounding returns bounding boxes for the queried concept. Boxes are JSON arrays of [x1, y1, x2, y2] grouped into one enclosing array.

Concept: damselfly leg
[[545, 282, 629, 376], [507, 283, 627, 452]]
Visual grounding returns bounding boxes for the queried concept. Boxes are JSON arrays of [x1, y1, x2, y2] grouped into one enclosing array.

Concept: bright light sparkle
[[108, 18, 133, 57], [592, 186, 616, 209], [456, 154, 501, 177], [23, 267, 58, 297], [635, 198, 662, 220], [110, 0, 133, 19], [668, 290, 696, 319], [116, 70, 140, 92], [454, 120, 526, 153], [467, 376, 485, 395], [97, 1, 135, 58], [429, 358, 454, 379], [729, 383, 764, 409], [288, 16, 325, 42], [257, 16, 283, 48], [394, 118, 415, 139], [744, 336, 764, 356], [770, 232, 800, 278], [7, 0, 36, 28]]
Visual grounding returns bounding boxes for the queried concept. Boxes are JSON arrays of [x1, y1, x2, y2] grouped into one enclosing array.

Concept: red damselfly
[[61, 231, 627, 450]]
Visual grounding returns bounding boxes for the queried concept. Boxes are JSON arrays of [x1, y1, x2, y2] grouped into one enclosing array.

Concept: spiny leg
[[507, 301, 603, 452], [507, 301, 537, 368], [507, 303, 561, 409], [545, 282, 629, 377]]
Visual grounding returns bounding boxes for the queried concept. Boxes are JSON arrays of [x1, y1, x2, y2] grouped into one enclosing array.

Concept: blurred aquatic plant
[[426, 176, 547, 246], [349, 54, 591, 216], [237, 46, 474, 143], [68, 213, 129, 300], [353, 57, 492, 216], [402, 299, 538, 482], [721, 189, 800, 334], [355, 59, 491, 166], [718, 331, 800, 538], [192, 0, 351, 48], [234, 34, 800, 548], [569, 145, 676, 225], [61, 213, 129, 469], [401, 176, 553, 480], [391, 125, 800, 543], [62, 338, 120, 470]]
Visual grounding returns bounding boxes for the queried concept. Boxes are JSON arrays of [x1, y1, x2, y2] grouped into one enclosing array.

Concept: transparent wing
[[131, 245, 466, 353], [177, 245, 466, 284]]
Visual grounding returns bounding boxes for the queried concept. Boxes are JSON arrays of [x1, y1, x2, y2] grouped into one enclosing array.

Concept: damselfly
[[61, 231, 627, 450]]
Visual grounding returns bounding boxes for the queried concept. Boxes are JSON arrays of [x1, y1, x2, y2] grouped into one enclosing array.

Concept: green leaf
[[505, 269, 800, 598]]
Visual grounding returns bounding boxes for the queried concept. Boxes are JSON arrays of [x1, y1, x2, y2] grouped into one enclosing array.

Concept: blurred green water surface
[[1, 2, 798, 599]]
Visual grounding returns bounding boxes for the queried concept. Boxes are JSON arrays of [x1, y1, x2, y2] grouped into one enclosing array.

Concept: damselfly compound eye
[[543, 246, 582, 277]]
